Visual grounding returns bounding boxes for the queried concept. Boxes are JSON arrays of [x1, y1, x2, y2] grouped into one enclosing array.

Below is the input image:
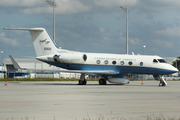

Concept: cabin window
[[120, 61, 124, 65], [153, 59, 158, 63], [83, 54, 87, 61], [140, 62, 143, 66], [96, 60, 101, 64], [112, 61, 116, 65], [158, 59, 167, 63], [104, 60, 108, 64], [128, 61, 133, 65]]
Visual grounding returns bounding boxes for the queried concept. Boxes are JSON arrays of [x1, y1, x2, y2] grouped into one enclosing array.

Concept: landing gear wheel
[[99, 79, 106, 85], [159, 82, 165, 86], [154, 75, 167, 87], [79, 79, 87, 85]]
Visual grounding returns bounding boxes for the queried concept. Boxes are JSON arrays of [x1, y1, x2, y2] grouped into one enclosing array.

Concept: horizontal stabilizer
[[3, 28, 44, 31], [9, 55, 21, 70]]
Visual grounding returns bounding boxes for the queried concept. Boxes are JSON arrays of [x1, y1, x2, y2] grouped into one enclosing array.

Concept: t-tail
[[3, 28, 59, 57]]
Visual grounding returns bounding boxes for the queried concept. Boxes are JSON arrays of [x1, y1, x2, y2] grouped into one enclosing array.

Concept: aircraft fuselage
[[37, 51, 177, 76]]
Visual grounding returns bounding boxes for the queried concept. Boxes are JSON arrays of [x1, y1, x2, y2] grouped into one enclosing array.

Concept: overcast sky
[[1, 0, 180, 65]]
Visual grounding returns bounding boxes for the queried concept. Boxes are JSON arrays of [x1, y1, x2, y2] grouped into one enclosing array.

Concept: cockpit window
[[153, 59, 158, 63], [158, 59, 167, 63]]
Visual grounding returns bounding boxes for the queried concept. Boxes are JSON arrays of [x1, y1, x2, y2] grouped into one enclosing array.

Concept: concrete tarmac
[[0, 81, 180, 120]]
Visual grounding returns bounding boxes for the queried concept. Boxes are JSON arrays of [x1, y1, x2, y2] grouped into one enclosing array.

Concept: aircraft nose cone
[[166, 65, 179, 74], [175, 67, 179, 72], [172, 66, 178, 73]]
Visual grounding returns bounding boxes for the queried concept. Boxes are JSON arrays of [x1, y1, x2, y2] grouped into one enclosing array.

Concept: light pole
[[47, 0, 56, 42], [176, 59, 178, 69], [120, 5, 129, 54], [1, 51, 3, 72], [143, 45, 146, 55]]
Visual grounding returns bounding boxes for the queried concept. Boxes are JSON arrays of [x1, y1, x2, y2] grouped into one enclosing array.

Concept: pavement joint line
[[0, 97, 179, 104]]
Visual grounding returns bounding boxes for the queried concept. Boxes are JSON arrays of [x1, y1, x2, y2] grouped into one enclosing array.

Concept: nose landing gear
[[154, 75, 167, 86]]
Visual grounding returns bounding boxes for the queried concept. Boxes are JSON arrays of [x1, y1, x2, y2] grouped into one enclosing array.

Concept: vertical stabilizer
[[3, 28, 58, 57]]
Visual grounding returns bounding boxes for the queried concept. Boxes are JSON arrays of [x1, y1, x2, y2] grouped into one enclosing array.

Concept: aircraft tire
[[79, 80, 87, 85], [159, 82, 165, 86], [162, 82, 165, 86], [99, 79, 106, 85]]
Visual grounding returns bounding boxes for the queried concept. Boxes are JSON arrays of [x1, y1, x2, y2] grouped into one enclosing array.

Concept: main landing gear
[[153, 75, 167, 86], [79, 79, 87, 85], [78, 73, 87, 85], [78, 74, 107, 85], [99, 78, 107, 85]]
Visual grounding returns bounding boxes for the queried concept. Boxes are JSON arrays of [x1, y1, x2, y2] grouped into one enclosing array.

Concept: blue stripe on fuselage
[[38, 60, 176, 75]]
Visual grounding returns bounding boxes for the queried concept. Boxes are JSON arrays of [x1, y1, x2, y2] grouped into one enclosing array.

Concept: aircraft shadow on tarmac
[[28, 83, 125, 86], [16, 82, 127, 86], [16, 82, 161, 87]]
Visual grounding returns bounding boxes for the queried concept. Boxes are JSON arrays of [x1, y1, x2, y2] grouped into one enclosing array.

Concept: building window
[[104, 60, 108, 64], [120, 61, 124, 65], [112, 61, 116, 65], [96, 60, 101, 64], [128, 61, 133, 65]]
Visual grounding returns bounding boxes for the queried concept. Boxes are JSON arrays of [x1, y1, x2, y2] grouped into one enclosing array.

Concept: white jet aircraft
[[4, 28, 178, 86]]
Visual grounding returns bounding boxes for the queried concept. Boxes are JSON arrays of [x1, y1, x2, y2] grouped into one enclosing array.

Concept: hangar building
[[4, 58, 81, 79]]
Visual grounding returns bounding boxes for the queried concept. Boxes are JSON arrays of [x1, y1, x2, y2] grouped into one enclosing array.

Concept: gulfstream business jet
[[4, 28, 178, 86]]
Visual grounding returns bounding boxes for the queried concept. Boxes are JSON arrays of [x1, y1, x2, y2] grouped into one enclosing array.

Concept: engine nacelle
[[107, 78, 130, 84], [53, 53, 87, 64]]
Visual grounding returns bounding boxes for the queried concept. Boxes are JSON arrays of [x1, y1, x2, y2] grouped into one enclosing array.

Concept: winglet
[[9, 55, 21, 70]]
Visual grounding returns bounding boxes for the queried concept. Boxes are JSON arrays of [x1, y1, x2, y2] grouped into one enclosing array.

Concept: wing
[[21, 68, 118, 75], [9, 55, 118, 75]]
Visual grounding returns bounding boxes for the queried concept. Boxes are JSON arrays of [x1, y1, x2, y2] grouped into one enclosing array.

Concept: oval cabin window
[[83, 54, 87, 61], [140, 62, 143, 66], [128, 61, 133, 65], [104, 60, 108, 64], [120, 61, 124, 65], [112, 61, 116, 65], [96, 60, 101, 64]]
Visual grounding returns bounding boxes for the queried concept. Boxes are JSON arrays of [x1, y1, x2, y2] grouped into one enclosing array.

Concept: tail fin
[[3, 28, 58, 57]]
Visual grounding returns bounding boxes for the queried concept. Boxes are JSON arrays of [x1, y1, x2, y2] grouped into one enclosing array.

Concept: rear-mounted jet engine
[[53, 53, 87, 64]]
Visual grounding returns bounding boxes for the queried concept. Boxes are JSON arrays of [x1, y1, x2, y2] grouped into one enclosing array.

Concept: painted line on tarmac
[[0, 97, 179, 104]]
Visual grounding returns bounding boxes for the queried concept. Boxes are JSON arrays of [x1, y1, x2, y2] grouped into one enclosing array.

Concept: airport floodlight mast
[[143, 45, 146, 55], [120, 5, 129, 54], [46, 0, 56, 42], [1, 51, 3, 72]]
